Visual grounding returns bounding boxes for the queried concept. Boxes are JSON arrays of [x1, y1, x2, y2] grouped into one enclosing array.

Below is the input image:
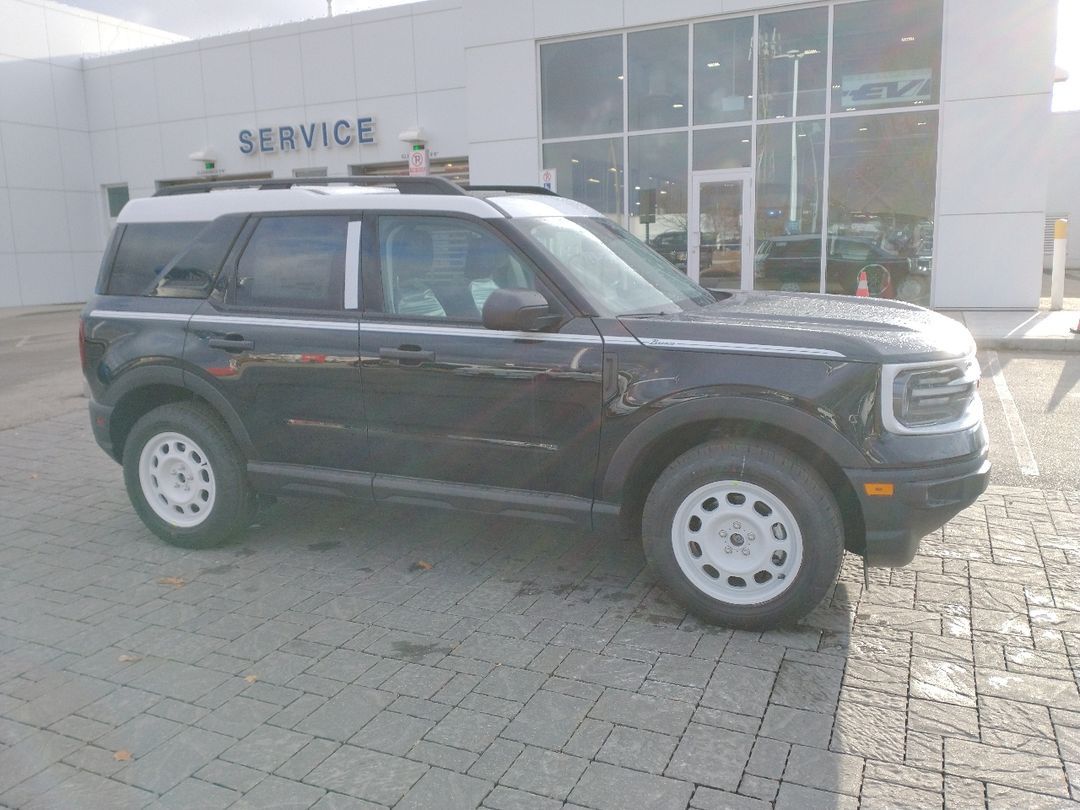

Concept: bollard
[[1051, 218, 1068, 311]]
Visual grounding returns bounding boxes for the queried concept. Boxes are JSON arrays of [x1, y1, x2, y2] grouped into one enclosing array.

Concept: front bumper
[[845, 453, 991, 567]]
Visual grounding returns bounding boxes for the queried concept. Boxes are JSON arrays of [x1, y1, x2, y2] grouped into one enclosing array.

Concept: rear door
[[186, 212, 368, 471]]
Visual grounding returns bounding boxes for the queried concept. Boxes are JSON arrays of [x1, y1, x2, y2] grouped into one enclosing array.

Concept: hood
[[617, 291, 975, 364]]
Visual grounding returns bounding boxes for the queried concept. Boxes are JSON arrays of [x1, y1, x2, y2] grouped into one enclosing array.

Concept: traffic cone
[[855, 269, 870, 297]]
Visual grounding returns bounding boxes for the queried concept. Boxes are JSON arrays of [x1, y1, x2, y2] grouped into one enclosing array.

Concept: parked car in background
[[754, 234, 928, 303], [648, 230, 715, 273]]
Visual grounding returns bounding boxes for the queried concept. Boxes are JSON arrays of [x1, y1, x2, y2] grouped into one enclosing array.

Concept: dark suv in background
[[80, 177, 989, 629]]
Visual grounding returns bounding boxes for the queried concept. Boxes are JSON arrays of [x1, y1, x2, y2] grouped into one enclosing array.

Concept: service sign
[[239, 117, 376, 155], [840, 69, 933, 107]]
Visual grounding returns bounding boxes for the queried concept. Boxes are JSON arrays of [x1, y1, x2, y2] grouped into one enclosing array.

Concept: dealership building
[[0, 0, 1064, 309]]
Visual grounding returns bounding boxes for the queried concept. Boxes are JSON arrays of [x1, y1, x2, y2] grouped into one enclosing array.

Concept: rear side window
[[234, 215, 349, 311], [106, 222, 207, 295], [149, 216, 245, 299]]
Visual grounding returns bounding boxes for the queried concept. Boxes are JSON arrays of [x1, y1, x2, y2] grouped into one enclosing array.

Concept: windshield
[[510, 216, 716, 317]]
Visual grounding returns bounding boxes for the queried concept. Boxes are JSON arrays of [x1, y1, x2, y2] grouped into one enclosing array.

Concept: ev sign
[[540, 168, 557, 193], [408, 146, 429, 177]]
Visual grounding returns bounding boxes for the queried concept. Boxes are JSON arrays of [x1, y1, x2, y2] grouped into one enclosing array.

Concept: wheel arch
[[605, 397, 867, 554], [106, 367, 253, 462]]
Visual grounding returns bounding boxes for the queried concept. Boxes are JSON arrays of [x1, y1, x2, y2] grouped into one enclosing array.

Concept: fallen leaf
[[157, 576, 186, 588], [113, 750, 132, 762], [244, 674, 258, 684], [117, 654, 141, 663], [29, 473, 39, 480], [411, 560, 433, 572]]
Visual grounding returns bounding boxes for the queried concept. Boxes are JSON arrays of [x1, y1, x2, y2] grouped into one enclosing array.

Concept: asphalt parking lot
[[0, 308, 1079, 809]]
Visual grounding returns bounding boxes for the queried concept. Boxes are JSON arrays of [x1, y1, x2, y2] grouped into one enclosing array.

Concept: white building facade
[[0, 0, 1061, 308]]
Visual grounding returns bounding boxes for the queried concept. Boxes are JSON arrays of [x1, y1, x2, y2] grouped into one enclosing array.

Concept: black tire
[[641, 438, 844, 630], [122, 402, 255, 549]]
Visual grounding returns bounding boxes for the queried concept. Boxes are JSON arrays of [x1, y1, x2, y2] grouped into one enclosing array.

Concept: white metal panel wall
[[933, 0, 1058, 308], [0, 0, 181, 307], [1047, 111, 1080, 266]]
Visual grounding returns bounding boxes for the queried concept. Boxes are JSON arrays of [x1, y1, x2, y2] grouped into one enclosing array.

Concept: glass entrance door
[[689, 170, 752, 290]]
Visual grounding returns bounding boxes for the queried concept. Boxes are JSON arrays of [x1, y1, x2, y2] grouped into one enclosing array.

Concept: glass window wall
[[628, 27, 689, 131], [827, 112, 938, 303], [832, 0, 943, 113], [754, 121, 826, 292], [628, 132, 688, 252], [758, 7, 828, 119], [541, 138, 624, 221], [538, 0, 943, 300], [694, 18, 754, 125], [541, 35, 623, 138]]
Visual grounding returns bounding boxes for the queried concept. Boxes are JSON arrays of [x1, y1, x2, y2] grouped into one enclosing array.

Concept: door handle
[[379, 346, 435, 364], [208, 335, 254, 352]]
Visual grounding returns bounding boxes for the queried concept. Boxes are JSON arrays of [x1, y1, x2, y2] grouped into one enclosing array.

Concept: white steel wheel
[[671, 480, 803, 605], [138, 431, 216, 528], [642, 438, 844, 629]]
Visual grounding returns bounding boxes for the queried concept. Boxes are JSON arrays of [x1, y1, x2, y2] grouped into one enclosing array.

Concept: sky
[[58, 0, 1080, 112]]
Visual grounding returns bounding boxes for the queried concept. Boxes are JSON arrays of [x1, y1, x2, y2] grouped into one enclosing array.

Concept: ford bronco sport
[[80, 177, 989, 629]]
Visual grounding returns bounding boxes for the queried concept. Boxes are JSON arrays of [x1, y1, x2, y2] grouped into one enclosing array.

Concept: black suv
[[80, 177, 989, 629]]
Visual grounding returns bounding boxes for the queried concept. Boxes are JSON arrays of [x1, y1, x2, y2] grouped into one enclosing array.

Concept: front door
[[689, 170, 752, 290], [358, 212, 604, 513]]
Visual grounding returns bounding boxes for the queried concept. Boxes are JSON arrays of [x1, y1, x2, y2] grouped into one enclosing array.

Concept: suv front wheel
[[122, 402, 254, 548], [642, 439, 844, 629]]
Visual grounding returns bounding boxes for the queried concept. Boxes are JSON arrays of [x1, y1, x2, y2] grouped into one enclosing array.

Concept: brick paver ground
[[2, 411, 1079, 809]]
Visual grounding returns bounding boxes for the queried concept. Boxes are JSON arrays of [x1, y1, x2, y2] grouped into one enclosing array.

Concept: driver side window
[[375, 216, 535, 321]]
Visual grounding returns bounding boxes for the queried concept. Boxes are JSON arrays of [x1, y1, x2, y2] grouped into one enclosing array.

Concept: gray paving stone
[[396, 767, 491, 810], [277, 739, 341, 781], [21, 770, 155, 810], [701, 662, 776, 718], [128, 661, 230, 703], [222, 724, 313, 772], [197, 695, 278, 738], [117, 725, 234, 794], [738, 773, 779, 802], [500, 746, 588, 800], [304, 744, 428, 805], [759, 705, 832, 748], [569, 761, 693, 810], [157, 777, 241, 810], [648, 654, 715, 689], [294, 686, 395, 742], [860, 778, 944, 810], [596, 725, 677, 774], [378, 663, 453, 700], [665, 722, 753, 792], [774, 782, 858, 810], [502, 690, 592, 749], [408, 739, 479, 772], [554, 651, 651, 691], [770, 660, 843, 714], [468, 738, 524, 782], [482, 785, 563, 810], [96, 714, 184, 757], [783, 745, 864, 797], [589, 689, 693, 736], [943, 738, 1070, 797], [424, 706, 508, 754], [351, 711, 434, 756], [194, 759, 268, 792], [562, 718, 613, 759], [690, 786, 770, 809]]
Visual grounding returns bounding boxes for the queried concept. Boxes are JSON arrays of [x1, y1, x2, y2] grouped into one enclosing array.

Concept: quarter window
[[234, 215, 349, 310], [375, 216, 535, 321], [107, 222, 206, 296]]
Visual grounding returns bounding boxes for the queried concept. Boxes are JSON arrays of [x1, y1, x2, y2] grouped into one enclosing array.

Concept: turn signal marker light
[[864, 483, 895, 497]]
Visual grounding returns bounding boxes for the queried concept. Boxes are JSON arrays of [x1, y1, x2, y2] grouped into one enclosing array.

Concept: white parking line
[[985, 350, 1040, 477]]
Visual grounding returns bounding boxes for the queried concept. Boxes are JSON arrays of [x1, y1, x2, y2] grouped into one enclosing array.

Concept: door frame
[[688, 169, 753, 289]]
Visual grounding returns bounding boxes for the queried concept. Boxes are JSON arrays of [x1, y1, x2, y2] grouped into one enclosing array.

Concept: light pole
[[771, 48, 819, 234]]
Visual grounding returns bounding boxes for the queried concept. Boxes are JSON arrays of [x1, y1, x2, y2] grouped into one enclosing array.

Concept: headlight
[[881, 356, 982, 434]]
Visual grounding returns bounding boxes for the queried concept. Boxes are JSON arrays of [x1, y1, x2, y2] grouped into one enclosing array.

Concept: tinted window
[[150, 216, 245, 299], [232, 216, 348, 310], [694, 17, 754, 125], [106, 222, 206, 296], [628, 26, 688, 131], [376, 216, 534, 321]]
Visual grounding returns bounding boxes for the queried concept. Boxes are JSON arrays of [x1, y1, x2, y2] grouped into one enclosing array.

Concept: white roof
[[117, 185, 512, 224]]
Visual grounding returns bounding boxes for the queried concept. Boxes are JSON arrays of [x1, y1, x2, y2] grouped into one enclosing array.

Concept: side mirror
[[482, 288, 559, 332]]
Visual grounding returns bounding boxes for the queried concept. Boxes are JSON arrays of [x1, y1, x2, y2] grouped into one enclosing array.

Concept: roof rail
[[463, 184, 560, 197], [153, 176, 467, 197]]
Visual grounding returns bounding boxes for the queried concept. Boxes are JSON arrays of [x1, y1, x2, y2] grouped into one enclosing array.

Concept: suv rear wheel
[[122, 402, 254, 548], [642, 439, 843, 629]]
